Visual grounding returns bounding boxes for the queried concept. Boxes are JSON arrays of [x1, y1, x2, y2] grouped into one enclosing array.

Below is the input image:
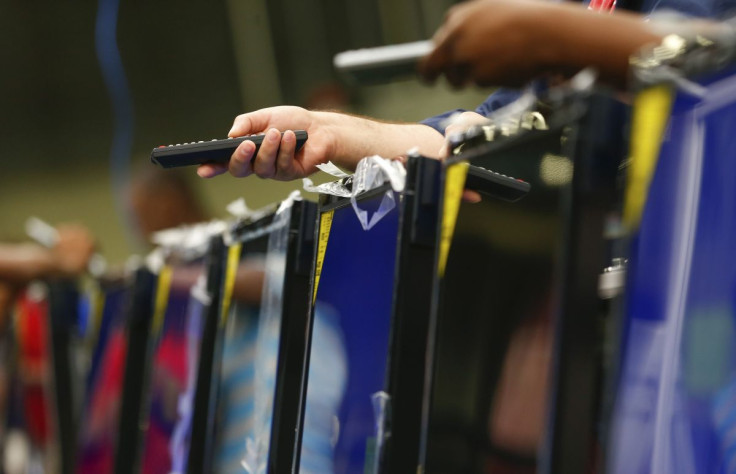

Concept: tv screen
[[427, 129, 568, 474], [139, 262, 206, 474], [300, 190, 399, 473], [213, 199, 316, 473], [609, 68, 736, 474], [213, 235, 267, 472], [77, 284, 130, 473]]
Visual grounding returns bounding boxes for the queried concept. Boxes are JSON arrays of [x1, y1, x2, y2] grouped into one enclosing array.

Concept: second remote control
[[151, 130, 308, 168]]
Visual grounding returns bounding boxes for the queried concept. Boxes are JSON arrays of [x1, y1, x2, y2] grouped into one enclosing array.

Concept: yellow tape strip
[[438, 161, 469, 277], [623, 84, 675, 230], [151, 265, 173, 337], [220, 243, 243, 327], [86, 281, 105, 350], [313, 209, 334, 304]]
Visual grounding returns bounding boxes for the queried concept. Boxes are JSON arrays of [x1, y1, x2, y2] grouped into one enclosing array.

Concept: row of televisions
[[27, 90, 626, 474]]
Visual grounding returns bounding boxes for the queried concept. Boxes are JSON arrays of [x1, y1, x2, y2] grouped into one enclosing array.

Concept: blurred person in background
[[0, 224, 95, 324], [0, 225, 94, 474], [128, 165, 209, 246]]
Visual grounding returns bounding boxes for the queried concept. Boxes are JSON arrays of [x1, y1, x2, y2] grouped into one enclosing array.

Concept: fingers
[[419, 48, 442, 83], [420, 36, 472, 87], [445, 62, 471, 89], [419, 3, 463, 83], [229, 110, 272, 138], [251, 128, 281, 179], [54, 224, 96, 275], [462, 190, 482, 204], [198, 127, 302, 180], [274, 130, 298, 180], [197, 163, 228, 178], [228, 140, 257, 178], [227, 129, 299, 180]]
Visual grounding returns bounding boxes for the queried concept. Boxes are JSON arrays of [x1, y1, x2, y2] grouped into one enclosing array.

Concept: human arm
[[0, 225, 95, 284], [231, 262, 265, 305], [420, 0, 664, 89], [196, 106, 445, 181]]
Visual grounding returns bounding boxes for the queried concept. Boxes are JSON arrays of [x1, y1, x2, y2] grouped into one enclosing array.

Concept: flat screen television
[[423, 93, 627, 474], [189, 199, 317, 474], [76, 282, 130, 474], [115, 267, 156, 474], [609, 67, 736, 474], [298, 156, 443, 474]]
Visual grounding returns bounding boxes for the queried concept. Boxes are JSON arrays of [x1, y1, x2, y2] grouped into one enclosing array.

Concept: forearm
[[0, 244, 58, 284], [0, 283, 17, 331], [316, 111, 446, 170], [532, 4, 663, 88], [231, 264, 266, 305]]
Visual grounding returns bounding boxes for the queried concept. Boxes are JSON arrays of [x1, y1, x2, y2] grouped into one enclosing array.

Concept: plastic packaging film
[[303, 157, 407, 231], [241, 195, 294, 474]]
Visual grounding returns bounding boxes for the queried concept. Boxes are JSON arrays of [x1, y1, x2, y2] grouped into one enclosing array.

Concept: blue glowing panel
[[610, 69, 736, 474], [301, 193, 399, 474], [140, 265, 205, 474], [76, 286, 128, 474]]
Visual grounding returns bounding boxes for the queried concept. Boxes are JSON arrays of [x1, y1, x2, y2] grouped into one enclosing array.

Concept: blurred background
[[0, 0, 488, 263]]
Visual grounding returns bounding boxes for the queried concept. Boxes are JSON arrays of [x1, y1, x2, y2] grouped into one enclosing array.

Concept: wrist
[[313, 110, 378, 169], [24, 246, 58, 281], [312, 110, 343, 160]]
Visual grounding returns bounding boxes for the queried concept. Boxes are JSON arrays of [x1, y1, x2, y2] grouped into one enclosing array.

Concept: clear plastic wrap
[[241, 193, 298, 473]]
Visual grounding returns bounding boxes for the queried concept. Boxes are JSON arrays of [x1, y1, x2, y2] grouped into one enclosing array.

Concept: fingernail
[[239, 142, 255, 159], [268, 129, 280, 142]]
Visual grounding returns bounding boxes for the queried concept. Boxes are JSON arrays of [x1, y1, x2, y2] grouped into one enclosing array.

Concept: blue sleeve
[[642, 0, 736, 17], [641, 0, 715, 16], [420, 88, 523, 135]]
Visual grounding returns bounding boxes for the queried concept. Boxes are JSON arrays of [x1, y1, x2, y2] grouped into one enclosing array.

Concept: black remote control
[[150, 130, 308, 168], [465, 165, 530, 202]]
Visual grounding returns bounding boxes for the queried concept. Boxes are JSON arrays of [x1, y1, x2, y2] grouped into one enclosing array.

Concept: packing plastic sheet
[[303, 157, 406, 230], [240, 197, 293, 474], [215, 303, 260, 473], [609, 68, 736, 473]]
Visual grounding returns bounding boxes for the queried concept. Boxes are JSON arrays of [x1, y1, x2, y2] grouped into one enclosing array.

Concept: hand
[[51, 225, 95, 277], [441, 111, 489, 204], [420, 0, 550, 88], [197, 106, 337, 181], [440, 111, 490, 157], [421, 0, 664, 89]]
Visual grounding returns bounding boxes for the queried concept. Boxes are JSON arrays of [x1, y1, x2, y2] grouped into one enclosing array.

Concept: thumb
[[229, 110, 272, 137]]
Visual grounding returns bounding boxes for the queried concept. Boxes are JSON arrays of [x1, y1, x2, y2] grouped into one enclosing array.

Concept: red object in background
[[16, 288, 52, 446], [78, 330, 128, 474], [588, 0, 616, 12]]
